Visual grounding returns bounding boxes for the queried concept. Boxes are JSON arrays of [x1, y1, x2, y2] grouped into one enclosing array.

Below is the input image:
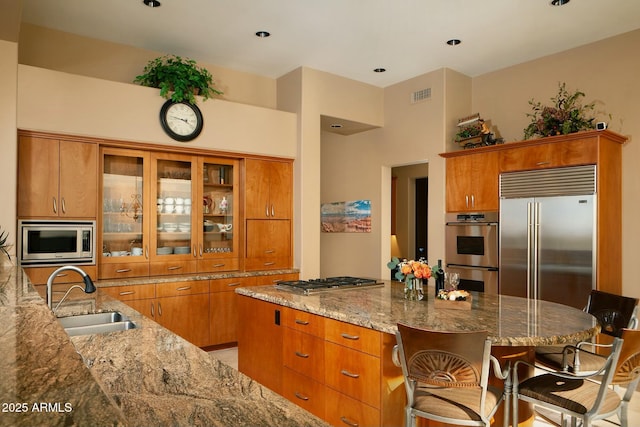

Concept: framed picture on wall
[[321, 200, 371, 233]]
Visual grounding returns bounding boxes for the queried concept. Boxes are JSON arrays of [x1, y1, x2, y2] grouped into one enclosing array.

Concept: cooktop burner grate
[[275, 276, 384, 295]]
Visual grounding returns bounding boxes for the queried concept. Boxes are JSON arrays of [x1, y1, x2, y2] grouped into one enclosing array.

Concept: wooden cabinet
[[238, 301, 403, 426], [209, 276, 255, 346], [245, 159, 292, 220], [18, 135, 98, 218], [24, 266, 97, 285], [237, 295, 283, 394], [245, 159, 293, 271], [245, 220, 291, 271], [445, 150, 499, 212], [100, 148, 241, 279], [102, 280, 210, 347], [441, 130, 627, 295], [499, 137, 597, 172]]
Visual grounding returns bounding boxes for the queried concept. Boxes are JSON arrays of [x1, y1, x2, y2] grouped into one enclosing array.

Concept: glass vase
[[404, 278, 424, 301]]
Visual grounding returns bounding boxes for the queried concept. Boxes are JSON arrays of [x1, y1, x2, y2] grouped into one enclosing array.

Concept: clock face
[[159, 100, 203, 142]]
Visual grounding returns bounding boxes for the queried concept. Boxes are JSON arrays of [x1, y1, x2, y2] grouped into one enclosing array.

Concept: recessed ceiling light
[[446, 39, 461, 46], [550, 0, 570, 5], [330, 123, 343, 129], [255, 31, 271, 38], [373, 68, 386, 73], [143, 0, 161, 7]]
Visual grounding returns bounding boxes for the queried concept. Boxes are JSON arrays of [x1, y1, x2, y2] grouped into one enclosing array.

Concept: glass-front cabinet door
[[99, 148, 150, 279], [151, 153, 197, 267], [199, 158, 239, 271]]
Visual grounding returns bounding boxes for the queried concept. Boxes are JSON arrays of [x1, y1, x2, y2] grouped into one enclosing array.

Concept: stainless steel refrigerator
[[499, 165, 596, 309]]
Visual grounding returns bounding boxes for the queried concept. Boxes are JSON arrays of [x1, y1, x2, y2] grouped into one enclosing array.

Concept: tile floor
[[208, 346, 639, 426]]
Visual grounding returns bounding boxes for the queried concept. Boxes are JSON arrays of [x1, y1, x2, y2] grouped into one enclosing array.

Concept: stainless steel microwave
[[18, 220, 96, 266]]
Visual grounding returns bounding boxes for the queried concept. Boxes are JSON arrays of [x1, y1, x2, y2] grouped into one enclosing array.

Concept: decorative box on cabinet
[[18, 134, 98, 218]]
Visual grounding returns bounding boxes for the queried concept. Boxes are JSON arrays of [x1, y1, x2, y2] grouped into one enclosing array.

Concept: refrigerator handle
[[526, 202, 533, 300], [532, 202, 541, 301]]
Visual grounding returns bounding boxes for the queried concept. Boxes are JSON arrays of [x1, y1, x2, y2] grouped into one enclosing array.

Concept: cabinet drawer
[[149, 260, 197, 276], [499, 139, 597, 172], [325, 342, 381, 408], [324, 386, 380, 427], [282, 367, 325, 420], [282, 307, 325, 337], [100, 284, 155, 301], [99, 262, 149, 279], [325, 318, 381, 356], [197, 257, 239, 273], [156, 280, 209, 297], [253, 273, 299, 286], [210, 276, 255, 293], [245, 257, 291, 271], [283, 329, 325, 382], [24, 265, 97, 285]]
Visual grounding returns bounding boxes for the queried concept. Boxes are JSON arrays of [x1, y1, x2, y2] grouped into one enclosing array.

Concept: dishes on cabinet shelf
[[174, 246, 190, 254], [163, 222, 178, 232], [178, 222, 191, 232], [157, 247, 173, 255]]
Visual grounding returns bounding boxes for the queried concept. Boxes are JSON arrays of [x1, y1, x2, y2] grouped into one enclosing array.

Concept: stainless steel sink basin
[[57, 311, 136, 336]]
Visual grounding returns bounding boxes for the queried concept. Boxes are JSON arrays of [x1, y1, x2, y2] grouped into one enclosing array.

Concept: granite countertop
[[236, 280, 600, 347], [0, 261, 327, 427]]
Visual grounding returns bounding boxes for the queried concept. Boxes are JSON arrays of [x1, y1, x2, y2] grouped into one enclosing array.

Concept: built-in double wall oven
[[445, 212, 498, 294]]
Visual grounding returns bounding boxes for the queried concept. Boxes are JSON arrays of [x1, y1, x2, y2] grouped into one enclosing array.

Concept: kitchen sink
[[57, 311, 136, 336]]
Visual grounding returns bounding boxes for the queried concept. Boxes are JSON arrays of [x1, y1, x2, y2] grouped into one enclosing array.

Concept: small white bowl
[[164, 197, 174, 205], [175, 197, 184, 205]]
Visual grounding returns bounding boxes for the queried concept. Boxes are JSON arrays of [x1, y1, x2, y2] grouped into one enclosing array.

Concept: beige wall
[[18, 24, 277, 109], [0, 40, 18, 261], [17, 65, 296, 158], [472, 29, 640, 298]]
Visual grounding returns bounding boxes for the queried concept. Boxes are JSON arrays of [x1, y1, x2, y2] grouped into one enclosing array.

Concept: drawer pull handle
[[294, 392, 309, 401], [536, 161, 551, 166], [295, 319, 310, 326], [295, 351, 310, 359], [56, 272, 68, 277], [168, 266, 183, 271], [341, 333, 360, 341], [340, 369, 360, 379], [264, 262, 276, 266], [119, 291, 135, 296], [265, 249, 276, 254], [176, 286, 192, 291], [340, 416, 359, 427], [227, 282, 241, 287], [213, 263, 225, 268], [116, 269, 132, 273]]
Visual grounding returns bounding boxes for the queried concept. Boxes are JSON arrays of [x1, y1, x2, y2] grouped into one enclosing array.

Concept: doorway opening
[[391, 163, 429, 262]]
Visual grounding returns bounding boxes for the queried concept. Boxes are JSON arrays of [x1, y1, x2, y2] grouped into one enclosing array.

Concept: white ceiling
[[20, 0, 640, 88]]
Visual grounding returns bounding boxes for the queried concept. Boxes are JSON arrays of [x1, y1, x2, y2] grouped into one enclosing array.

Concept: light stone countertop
[[235, 280, 600, 347], [0, 261, 327, 427]]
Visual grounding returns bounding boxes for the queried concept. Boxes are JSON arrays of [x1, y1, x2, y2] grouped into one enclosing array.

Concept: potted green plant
[[0, 226, 11, 261], [134, 54, 223, 105], [523, 82, 597, 139]]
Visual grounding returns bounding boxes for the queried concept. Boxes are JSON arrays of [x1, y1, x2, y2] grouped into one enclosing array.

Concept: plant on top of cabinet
[[0, 227, 11, 260], [133, 55, 223, 105], [523, 82, 600, 139]]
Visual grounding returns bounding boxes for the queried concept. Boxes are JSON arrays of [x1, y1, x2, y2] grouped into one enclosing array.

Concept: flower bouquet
[[387, 257, 442, 301]]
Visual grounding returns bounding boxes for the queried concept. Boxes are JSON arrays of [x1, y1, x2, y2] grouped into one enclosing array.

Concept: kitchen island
[[0, 261, 328, 427], [235, 280, 600, 426]]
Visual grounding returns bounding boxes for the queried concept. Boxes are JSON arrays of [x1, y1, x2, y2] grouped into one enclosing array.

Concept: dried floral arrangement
[[523, 82, 597, 139]]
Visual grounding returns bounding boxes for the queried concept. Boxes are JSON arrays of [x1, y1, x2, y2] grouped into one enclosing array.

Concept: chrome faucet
[[46, 266, 96, 311]]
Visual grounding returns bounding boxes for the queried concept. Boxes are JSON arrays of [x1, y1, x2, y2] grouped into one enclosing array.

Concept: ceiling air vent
[[411, 88, 431, 104]]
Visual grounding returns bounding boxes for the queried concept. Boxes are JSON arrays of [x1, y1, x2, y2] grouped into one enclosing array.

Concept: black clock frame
[[159, 100, 204, 142]]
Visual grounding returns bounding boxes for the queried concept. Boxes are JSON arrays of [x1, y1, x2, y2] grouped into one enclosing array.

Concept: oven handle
[[445, 222, 498, 226], [446, 264, 498, 271]]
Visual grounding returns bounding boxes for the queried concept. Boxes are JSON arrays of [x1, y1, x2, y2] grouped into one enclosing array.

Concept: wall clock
[[159, 100, 203, 142]]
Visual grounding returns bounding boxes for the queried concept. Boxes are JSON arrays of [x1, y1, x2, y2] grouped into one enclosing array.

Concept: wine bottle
[[435, 259, 445, 297]]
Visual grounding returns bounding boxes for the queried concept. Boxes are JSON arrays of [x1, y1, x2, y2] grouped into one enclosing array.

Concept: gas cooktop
[[275, 276, 384, 295]]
